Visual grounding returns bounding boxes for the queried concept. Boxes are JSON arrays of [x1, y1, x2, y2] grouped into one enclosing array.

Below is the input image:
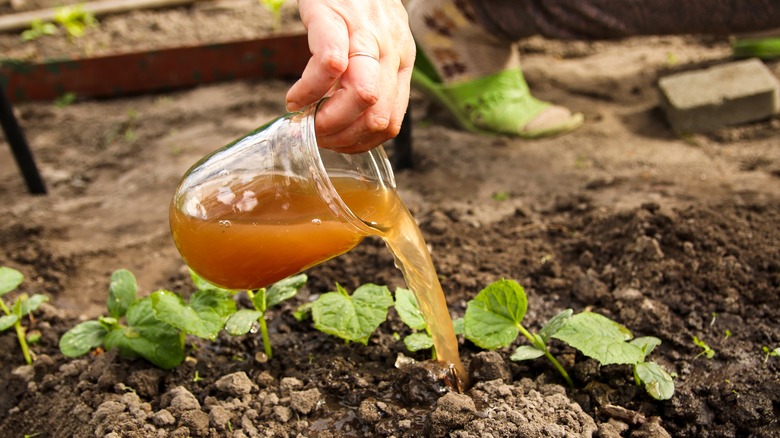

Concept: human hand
[[286, 0, 415, 153]]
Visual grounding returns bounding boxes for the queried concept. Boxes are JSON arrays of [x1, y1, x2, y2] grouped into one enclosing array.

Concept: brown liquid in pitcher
[[170, 174, 466, 385]]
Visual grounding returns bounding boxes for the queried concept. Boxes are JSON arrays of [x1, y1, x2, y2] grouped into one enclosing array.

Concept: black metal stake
[[0, 86, 46, 194], [392, 106, 413, 170]]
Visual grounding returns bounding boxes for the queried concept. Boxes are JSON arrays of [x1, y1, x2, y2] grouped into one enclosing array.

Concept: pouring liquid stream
[[171, 173, 467, 389]]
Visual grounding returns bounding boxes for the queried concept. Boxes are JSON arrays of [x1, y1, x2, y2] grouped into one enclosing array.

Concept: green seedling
[[463, 279, 674, 400], [491, 191, 510, 202], [26, 330, 42, 344], [54, 92, 76, 108], [310, 283, 393, 345], [224, 273, 307, 358], [59, 269, 186, 369], [763, 346, 780, 364], [394, 287, 463, 358], [259, 0, 285, 31], [54, 4, 98, 40], [463, 279, 574, 387], [553, 312, 673, 400], [149, 271, 236, 341], [630, 336, 675, 400], [0, 266, 49, 365], [21, 19, 57, 41], [692, 335, 715, 360]]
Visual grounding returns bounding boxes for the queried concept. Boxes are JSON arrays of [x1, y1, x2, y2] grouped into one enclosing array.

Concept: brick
[[658, 58, 780, 133]]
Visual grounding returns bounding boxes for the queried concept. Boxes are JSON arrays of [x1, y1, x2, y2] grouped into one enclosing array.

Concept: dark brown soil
[[1, 2, 780, 437]]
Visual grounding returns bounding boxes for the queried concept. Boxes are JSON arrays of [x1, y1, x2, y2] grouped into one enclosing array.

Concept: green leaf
[[452, 317, 465, 336], [404, 332, 434, 352], [635, 362, 675, 400], [0, 314, 19, 331], [293, 302, 312, 321], [266, 274, 307, 308], [225, 309, 264, 336], [631, 336, 662, 359], [539, 309, 573, 342], [20, 294, 48, 316], [260, 0, 286, 11], [150, 289, 235, 340], [394, 288, 427, 331], [12, 296, 23, 317], [59, 320, 108, 357], [107, 269, 137, 318], [464, 279, 528, 350], [189, 269, 233, 294], [0, 266, 24, 296], [104, 298, 184, 369], [312, 284, 394, 345], [510, 345, 546, 361], [552, 312, 645, 365], [692, 336, 715, 359]]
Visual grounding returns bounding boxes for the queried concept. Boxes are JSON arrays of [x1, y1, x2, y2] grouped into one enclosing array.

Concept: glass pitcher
[[169, 101, 396, 290]]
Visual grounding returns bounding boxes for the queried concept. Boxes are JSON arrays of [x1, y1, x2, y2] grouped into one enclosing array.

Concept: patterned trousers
[[468, 0, 780, 41]]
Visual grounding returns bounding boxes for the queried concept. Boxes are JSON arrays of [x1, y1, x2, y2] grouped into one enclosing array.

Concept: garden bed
[[1, 1, 779, 437]]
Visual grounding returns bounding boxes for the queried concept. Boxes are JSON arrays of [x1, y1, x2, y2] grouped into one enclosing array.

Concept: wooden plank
[[0, 34, 310, 103], [0, 0, 203, 33]]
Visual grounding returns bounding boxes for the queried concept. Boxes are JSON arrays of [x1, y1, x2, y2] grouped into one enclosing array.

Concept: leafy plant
[[491, 191, 510, 202], [224, 274, 306, 358], [60, 269, 186, 369], [311, 283, 393, 344], [463, 279, 574, 386], [553, 315, 672, 400], [763, 346, 779, 364], [394, 287, 463, 358], [463, 279, 675, 400], [54, 4, 97, 40], [259, 0, 285, 31], [692, 335, 715, 360], [150, 287, 235, 341], [21, 19, 57, 41], [60, 268, 307, 369], [54, 92, 77, 108], [0, 266, 49, 365]]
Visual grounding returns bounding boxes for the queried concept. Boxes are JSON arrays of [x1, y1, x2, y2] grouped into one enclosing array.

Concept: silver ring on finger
[[348, 51, 379, 61]]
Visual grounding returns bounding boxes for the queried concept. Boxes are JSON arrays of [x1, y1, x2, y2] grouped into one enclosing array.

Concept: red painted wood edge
[[0, 33, 309, 103]]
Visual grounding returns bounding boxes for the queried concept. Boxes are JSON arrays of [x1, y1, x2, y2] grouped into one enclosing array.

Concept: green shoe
[[412, 51, 583, 138], [732, 37, 780, 59]]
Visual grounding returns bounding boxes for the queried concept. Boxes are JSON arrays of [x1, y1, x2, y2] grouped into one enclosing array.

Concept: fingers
[[317, 53, 408, 153], [315, 53, 384, 136], [285, 7, 349, 111], [288, 0, 416, 153]]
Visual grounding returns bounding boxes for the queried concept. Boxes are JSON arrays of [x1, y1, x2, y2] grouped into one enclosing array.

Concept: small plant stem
[[517, 324, 574, 387], [0, 299, 11, 316], [247, 289, 273, 359], [0, 300, 32, 365], [14, 320, 33, 365], [272, 11, 281, 32], [258, 314, 272, 359], [427, 328, 438, 361], [542, 349, 573, 387]]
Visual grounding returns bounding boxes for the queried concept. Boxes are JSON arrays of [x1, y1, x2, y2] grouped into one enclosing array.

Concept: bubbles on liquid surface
[[311, 218, 322, 225], [218, 220, 231, 228]]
